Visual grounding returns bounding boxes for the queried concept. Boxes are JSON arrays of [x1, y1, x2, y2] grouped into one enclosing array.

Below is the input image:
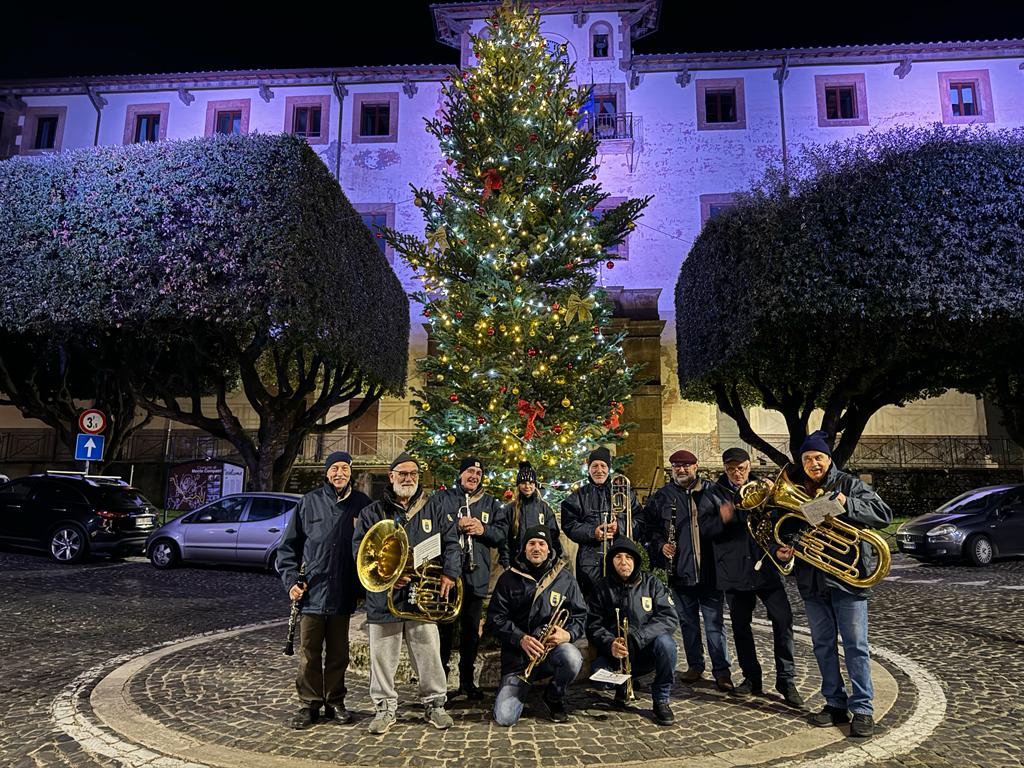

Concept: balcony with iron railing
[[581, 111, 633, 141]]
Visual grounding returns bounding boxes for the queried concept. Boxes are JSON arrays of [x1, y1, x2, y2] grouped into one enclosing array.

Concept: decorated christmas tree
[[387, 1, 649, 495]]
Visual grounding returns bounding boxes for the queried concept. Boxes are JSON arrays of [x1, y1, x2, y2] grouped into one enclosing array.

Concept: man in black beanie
[[278, 451, 371, 729], [430, 456, 508, 701], [486, 525, 587, 726], [708, 447, 803, 707], [504, 461, 563, 562], [561, 446, 641, 599]]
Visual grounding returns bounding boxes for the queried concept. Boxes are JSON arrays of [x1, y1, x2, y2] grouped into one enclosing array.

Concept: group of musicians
[[277, 431, 892, 739]]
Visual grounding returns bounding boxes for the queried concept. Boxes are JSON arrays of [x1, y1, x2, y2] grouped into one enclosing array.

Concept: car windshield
[[95, 486, 153, 510], [937, 487, 1012, 513]]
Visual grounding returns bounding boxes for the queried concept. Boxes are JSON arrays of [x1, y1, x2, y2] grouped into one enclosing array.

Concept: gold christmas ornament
[[446, 434, 456, 444], [561, 397, 571, 407]]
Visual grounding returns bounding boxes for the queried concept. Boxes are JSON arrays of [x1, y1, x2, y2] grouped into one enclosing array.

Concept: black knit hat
[[799, 430, 832, 458], [459, 455, 483, 474], [516, 461, 537, 484], [522, 524, 550, 548], [587, 446, 612, 466], [324, 451, 352, 470], [389, 452, 420, 470]]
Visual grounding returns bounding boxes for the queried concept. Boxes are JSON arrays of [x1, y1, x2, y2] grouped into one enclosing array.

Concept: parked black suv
[[895, 484, 1024, 566], [0, 472, 158, 563]]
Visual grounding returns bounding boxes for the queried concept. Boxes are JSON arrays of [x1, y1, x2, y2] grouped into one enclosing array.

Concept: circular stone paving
[[82, 621, 901, 768]]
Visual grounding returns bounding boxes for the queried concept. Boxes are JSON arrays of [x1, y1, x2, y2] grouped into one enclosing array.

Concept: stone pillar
[[605, 287, 666, 502]]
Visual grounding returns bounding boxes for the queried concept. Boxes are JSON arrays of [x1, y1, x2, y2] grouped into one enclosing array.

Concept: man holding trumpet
[[587, 538, 679, 725], [485, 525, 587, 726]]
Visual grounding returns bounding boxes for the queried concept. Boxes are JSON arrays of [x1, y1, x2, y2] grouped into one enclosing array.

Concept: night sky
[[2, 1, 1022, 80]]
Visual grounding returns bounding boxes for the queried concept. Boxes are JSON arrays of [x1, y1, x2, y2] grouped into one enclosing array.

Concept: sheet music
[[413, 533, 441, 568], [801, 496, 845, 527], [589, 668, 631, 685]]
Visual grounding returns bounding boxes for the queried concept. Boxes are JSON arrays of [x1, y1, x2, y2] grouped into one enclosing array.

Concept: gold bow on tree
[[426, 226, 450, 255], [563, 292, 596, 324]]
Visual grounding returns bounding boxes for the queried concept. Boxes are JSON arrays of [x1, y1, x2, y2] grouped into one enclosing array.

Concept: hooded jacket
[[425, 483, 507, 598], [787, 462, 893, 598], [701, 472, 786, 592], [644, 477, 724, 589], [561, 478, 641, 592], [586, 538, 679, 658], [277, 480, 371, 615], [352, 483, 461, 624], [484, 541, 587, 677], [503, 490, 563, 564]]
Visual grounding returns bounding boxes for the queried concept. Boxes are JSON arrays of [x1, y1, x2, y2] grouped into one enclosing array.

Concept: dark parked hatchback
[[896, 484, 1024, 566], [0, 472, 158, 562]]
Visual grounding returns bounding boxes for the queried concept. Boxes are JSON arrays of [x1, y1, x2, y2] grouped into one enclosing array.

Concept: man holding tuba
[[708, 447, 803, 707], [777, 431, 893, 739], [586, 538, 679, 725], [352, 452, 461, 734], [433, 456, 507, 702], [486, 525, 587, 726]]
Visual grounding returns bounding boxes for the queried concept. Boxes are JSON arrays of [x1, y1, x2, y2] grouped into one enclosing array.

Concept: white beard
[[392, 482, 416, 500]]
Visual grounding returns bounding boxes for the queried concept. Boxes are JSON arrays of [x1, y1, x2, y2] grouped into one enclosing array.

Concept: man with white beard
[[352, 453, 461, 734]]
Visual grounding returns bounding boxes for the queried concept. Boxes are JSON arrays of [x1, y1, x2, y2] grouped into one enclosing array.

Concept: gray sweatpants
[[368, 620, 447, 711]]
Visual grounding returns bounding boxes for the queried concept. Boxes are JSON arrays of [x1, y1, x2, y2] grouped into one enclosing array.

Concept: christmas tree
[[387, 0, 649, 495]]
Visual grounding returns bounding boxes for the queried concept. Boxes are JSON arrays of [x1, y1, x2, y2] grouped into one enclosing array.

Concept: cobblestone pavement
[[0, 548, 1021, 767]]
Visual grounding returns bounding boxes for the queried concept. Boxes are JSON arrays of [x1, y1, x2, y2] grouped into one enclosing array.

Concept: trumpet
[[615, 607, 636, 702], [458, 493, 477, 573], [519, 596, 570, 683]]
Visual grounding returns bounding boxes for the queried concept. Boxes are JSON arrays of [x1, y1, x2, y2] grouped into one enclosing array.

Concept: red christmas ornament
[[503, 489, 515, 500], [455, 344, 463, 351], [606, 261, 615, 269], [455, 311, 464, 318], [603, 419, 611, 427], [553, 425, 563, 434], [551, 303, 560, 311], [477, 416, 487, 425], [529, 133, 539, 142], [424, 310, 431, 317], [527, 348, 538, 357], [487, 327, 495, 336], [592, 325, 600, 333], [446, 158, 453, 165], [529, 84, 536, 92], [500, 385, 508, 394], [565, 108, 575, 116], [457, 162, 465, 171], [566, 363, 573, 370], [591, 174, 598, 180], [443, 126, 451, 135], [472, 112, 481, 121], [449, 394, 459, 402], [514, 143, 524, 152]]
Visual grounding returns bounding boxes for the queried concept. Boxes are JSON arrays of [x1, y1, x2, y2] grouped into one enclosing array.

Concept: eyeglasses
[[392, 470, 419, 479], [671, 462, 697, 468]]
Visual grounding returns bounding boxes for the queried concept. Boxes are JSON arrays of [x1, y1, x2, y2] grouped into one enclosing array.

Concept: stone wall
[[849, 467, 1023, 519]]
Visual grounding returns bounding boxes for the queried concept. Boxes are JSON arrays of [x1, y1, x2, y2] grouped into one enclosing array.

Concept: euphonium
[[356, 519, 463, 623], [739, 466, 891, 588]]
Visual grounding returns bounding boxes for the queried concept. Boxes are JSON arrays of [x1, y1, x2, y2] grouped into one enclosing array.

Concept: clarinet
[[283, 564, 307, 656], [460, 493, 477, 573]]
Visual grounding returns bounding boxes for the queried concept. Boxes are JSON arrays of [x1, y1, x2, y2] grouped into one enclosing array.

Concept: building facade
[[1, 0, 1021, 478]]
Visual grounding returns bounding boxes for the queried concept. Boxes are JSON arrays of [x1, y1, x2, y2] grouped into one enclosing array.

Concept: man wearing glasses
[[643, 449, 734, 691], [352, 453, 461, 734]]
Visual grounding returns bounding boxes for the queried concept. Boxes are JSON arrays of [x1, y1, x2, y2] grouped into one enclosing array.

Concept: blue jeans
[[593, 633, 677, 703], [672, 585, 731, 676], [803, 589, 873, 715], [492, 643, 583, 726]]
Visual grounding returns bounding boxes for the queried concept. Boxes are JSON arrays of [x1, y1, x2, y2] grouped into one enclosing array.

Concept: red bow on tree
[[517, 398, 546, 441], [608, 401, 625, 429], [481, 168, 504, 201]]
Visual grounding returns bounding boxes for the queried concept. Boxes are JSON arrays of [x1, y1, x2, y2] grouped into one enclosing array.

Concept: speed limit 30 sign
[[78, 409, 107, 435]]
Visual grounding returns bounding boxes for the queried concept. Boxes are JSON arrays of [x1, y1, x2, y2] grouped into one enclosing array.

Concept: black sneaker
[[290, 705, 319, 730], [653, 700, 675, 726], [612, 686, 628, 710], [323, 704, 353, 724], [849, 713, 874, 738], [543, 694, 569, 723], [459, 682, 484, 701], [777, 683, 805, 708], [735, 678, 763, 696], [808, 705, 850, 727]]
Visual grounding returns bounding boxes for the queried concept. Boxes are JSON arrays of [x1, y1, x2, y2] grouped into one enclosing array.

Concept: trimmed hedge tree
[[676, 126, 1024, 466], [0, 133, 408, 488]]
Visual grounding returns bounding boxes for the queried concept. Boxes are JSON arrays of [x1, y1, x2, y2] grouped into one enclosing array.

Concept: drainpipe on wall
[[332, 74, 348, 182], [84, 84, 107, 146], [773, 56, 790, 185]]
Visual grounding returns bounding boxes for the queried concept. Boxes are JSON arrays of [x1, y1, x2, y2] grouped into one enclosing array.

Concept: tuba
[[738, 466, 891, 588], [356, 519, 463, 623]]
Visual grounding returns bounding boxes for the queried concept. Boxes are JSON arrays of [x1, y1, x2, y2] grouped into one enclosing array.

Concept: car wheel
[[50, 524, 88, 564], [149, 538, 181, 569], [966, 535, 994, 567]]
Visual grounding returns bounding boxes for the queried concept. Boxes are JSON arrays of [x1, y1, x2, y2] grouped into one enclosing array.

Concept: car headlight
[[896, 521, 909, 534], [926, 523, 959, 540]]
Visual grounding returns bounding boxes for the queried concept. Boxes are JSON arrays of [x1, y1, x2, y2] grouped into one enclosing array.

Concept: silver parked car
[[145, 492, 301, 570]]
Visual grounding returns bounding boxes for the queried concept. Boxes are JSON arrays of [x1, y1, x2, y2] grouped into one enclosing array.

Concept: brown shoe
[[680, 667, 704, 683], [715, 674, 735, 692]]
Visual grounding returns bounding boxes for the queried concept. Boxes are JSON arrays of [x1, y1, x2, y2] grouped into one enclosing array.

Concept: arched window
[[589, 22, 613, 59]]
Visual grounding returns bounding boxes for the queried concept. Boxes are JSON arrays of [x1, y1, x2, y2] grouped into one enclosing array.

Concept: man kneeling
[[587, 538, 680, 725], [485, 525, 587, 726]]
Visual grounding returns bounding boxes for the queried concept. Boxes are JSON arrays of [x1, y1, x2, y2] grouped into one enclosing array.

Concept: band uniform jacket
[[703, 473, 785, 592], [352, 485, 461, 624], [502, 491, 563, 566], [561, 479, 642, 591], [484, 551, 587, 678], [425, 484, 507, 598], [645, 478, 725, 590], [277, 482, 371, 616], [787, 463, 893, 599], [586, 540, 679, 658]]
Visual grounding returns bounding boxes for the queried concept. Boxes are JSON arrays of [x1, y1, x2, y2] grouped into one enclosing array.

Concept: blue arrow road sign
[[75, 433, 105, 462]]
